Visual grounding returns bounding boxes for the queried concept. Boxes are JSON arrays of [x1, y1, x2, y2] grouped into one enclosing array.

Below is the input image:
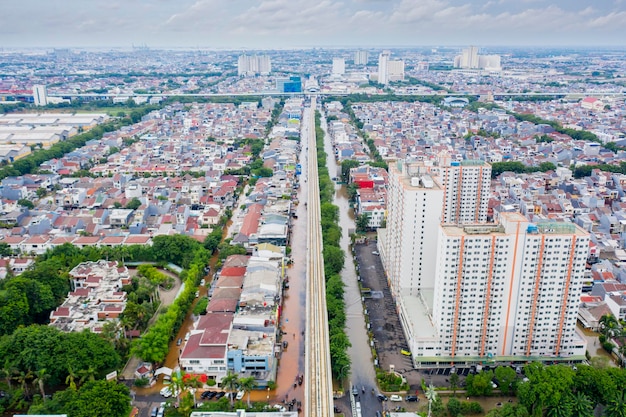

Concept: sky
[[2, 0, 625, 49]]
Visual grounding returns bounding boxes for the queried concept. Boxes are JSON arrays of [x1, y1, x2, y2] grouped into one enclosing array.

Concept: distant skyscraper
[[454, 46, 501, 71], [387, 60, 405, 82], [238, 54, 271, 76], [32, 85, 48, 106], [377, 51, 391, 85], [332, 58, 345, 76], [354, 50, 368, 65]]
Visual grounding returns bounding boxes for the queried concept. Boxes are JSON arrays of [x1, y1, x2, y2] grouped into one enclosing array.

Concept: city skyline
[[1, 0, 625, 49]]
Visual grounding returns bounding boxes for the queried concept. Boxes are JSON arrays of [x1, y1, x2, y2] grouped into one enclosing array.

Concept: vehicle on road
[[376, 393, 388, 402], [400, 349, 411, 356], [372, 251, 379, 255], [176, 338, 182, 346], [406, 395, 419, 402], [390, 394, 403, 402], [160, 386, 178, 398]]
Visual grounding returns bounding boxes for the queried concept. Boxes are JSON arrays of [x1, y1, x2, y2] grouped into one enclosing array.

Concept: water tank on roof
[[527, 224, 538, 234], [451, 161, 460, 166]]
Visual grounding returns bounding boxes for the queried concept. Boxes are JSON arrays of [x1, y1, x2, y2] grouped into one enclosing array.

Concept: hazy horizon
[[2, 0, 625, 49]]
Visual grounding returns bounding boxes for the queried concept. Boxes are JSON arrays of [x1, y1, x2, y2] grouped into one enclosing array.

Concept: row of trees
[[314, 111, 351, 381], [490, 160, 557, 178], [0, 103, 158, 181]]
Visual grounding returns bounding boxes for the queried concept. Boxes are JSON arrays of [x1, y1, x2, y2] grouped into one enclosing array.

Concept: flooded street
[[321, 115, 379, 407]]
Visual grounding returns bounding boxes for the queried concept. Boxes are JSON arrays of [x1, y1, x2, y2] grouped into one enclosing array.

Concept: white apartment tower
[[425, 213, 589, 362], [381, 159, 589, 366], [332, 58, 345, 76], [354, 50, 368, 66], [377, 51, 390, 85], [238, 54, 271, 76], [33, 85, 48, 106], [434, 153, 491, 224], [382, 160, 444, 300], [387, 60, 405, 82]]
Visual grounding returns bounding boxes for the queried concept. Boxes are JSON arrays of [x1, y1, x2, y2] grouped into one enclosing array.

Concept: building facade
[[377, 51, 390, 85]]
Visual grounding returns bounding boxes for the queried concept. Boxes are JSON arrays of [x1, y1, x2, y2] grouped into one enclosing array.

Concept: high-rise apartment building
[[380, 159, 589, 366], [332, 58, 345, 76], [453, 46, 501, 71], [387, 60, 405, 82], [382, 160, 444, 300], [237, 54, 271, 76], [354, 50, 368, 66], [433, 153, 491, 224], [377, 51, 390, 85], [425, 214, 589, 362]]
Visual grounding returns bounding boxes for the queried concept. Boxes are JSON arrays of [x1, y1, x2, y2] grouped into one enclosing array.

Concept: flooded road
[[321, 115, 379, 412]]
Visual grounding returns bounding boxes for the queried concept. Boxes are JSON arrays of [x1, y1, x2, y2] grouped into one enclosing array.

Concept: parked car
[[160, 386, 177, 398], [150, 407, 158, 417], [406, 395, 419, 402], [236, 390, 245, 400], [372, 251, 379, 255], [214, 391, 226, 400], [176, 338, 183, 346], [390, 394, 403, 402], [201, 390, 216, 399], [376, 393, 388, 402]]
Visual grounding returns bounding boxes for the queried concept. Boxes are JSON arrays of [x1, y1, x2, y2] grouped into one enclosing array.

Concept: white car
[[272, 404, 287, 412], [389, 395, 403, 402], [236, 390, 245, 400], [160, 386, 179, 398]]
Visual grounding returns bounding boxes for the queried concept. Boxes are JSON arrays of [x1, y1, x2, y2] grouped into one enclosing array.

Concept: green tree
[[125, 197, 142, 210], [495, 366, 518, 395], [600, 314, 620, 338], [606, 391, 626, 417], [17, 198, 34, 209], [570, 392, 593, 417], [66, 380, 131, 417], [449, 373, 460, 396], [355, 213, 370, 233], [238, 376, 257, 408], [447, 397, 462, 417], [340, 159, 360, 182], [323, 245, 345, 276], [221, 371, 239, 407], [33, 368, 50, 400]]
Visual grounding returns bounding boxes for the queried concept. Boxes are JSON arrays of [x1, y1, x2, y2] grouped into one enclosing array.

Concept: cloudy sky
[[2, 0, 625, 48]]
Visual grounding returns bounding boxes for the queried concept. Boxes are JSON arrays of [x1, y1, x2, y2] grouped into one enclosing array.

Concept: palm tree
[[14, 369, 33, 399], [169, 369, 185, 403], [570, 392, 593, 417], [65, 365, 78, 391], [0, 367, 13, 390], [606, 391, 626, 417], [221, 371, 240, 408], [425, 384, 437, 417], [546, 398, 572, 417], [600, 314, 620, 338], [238, 376, 258, 409], [78, 365, 98, 386], [33, 368, 49, 400]]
